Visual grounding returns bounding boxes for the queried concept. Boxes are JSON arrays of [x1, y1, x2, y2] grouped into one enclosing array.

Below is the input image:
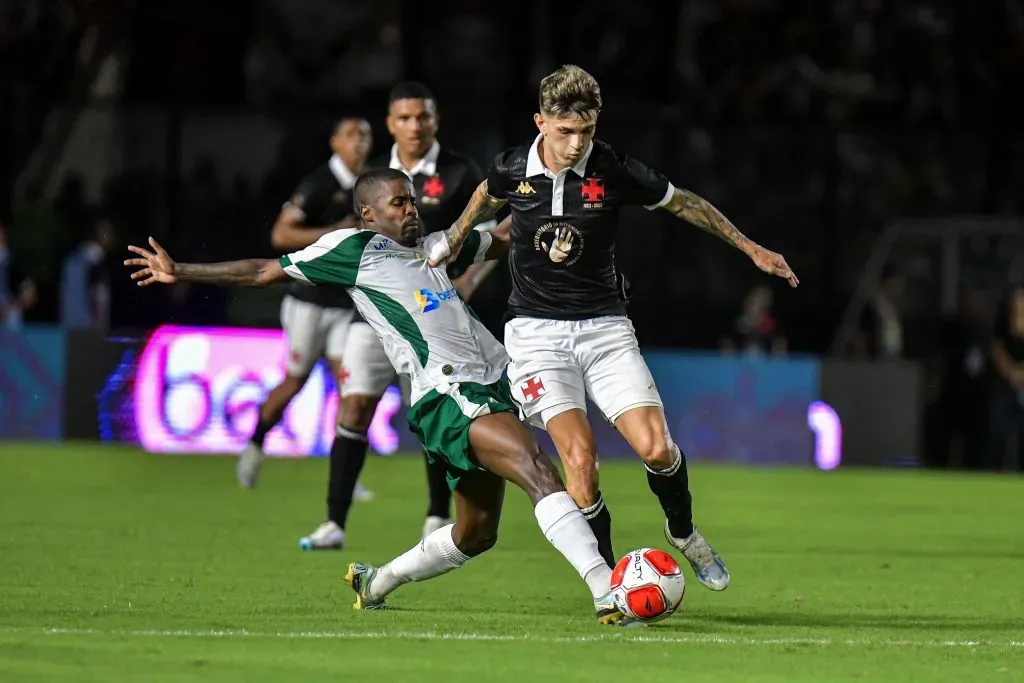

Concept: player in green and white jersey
[[123, 168, 631, 625]]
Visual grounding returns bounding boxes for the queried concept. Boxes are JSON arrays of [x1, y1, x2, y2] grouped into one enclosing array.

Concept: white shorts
[[339, 321, 398, 399], [504, 315, 662, 428], [280, 294, 354, 376]]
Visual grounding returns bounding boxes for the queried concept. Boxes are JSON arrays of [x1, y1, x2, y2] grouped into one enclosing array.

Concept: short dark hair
[[539, 64, 602, 119], [332, 116, 368, 134], [354, 168, 411, 210], [388, 81, 436, 107]]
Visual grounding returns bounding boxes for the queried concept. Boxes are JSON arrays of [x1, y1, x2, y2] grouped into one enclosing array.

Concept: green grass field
[[1, 443, 1022, 682]]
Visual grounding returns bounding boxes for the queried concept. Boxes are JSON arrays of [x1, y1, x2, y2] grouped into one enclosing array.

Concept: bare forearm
[[468, 261, 499, 283], [176, 259, 279, 287], [666, 189, 755, 255], [445, 181, 506, 248]]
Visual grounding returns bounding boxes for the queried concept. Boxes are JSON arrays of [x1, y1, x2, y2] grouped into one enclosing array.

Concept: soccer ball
[[610, 548, 686, 623]]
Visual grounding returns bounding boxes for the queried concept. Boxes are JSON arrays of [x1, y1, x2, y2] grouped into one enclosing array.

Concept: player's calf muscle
[[547, 410, 600, 505], [469, 414, 564, 504]]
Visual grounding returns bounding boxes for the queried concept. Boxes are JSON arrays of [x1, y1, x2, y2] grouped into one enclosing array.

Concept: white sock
[[369, 524, 469, 600], [534, 491, 613, 599]]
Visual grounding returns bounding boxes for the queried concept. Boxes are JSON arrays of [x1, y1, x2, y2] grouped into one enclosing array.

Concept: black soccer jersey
[[282, 159, 357, 308], [486, 137, 674, 320], [369, 141, 485, 242]]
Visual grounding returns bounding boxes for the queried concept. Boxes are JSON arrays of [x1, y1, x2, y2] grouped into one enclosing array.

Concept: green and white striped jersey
[[279, 228, 508, 404]]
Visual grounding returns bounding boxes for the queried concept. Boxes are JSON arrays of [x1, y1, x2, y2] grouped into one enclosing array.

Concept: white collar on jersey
[[328, 154, 358, 190], [389, 140, 441, 177], [525, 133, 593, 178]]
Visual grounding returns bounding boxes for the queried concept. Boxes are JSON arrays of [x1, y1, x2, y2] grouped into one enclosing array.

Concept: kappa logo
[[515, 181, 536, 195], [413, 286, 457, 313]]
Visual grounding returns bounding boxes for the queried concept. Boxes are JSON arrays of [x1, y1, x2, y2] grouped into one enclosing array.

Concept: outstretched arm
[[428, 180, 507, 266], [662, 188, 799, 288], [125, 237, 288, 288]]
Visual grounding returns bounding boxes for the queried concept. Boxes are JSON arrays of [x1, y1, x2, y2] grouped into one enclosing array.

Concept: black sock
[[326, 426, 370, 528], [424, 451, 452, 519], [250, 412, 276, 447], [646, 446, 694, 539], [581, 492, 615, 569]]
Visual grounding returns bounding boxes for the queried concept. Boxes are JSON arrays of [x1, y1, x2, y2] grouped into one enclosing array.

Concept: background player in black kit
[[298, 82, 507, 550], [238, 117, 374, 498], [427, 64, 798, 591]]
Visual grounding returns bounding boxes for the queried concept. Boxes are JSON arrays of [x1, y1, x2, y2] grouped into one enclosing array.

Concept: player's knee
[[633, 427, 674, 469], [337, 394, 378, 432]]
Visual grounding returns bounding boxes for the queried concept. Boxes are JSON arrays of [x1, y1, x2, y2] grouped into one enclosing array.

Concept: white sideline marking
[[2, 627, 1022, 649]]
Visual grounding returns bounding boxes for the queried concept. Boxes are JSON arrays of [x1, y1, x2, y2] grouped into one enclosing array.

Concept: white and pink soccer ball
[[610, 548, 686, 623]]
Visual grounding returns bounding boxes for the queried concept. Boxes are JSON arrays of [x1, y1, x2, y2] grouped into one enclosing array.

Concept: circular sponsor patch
[[533, 222, 584, 266]]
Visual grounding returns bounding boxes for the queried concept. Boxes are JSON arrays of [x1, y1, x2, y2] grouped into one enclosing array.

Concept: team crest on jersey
[[332, 190, 349, 204], [581, 177, 605, 209], [533, 222, 583, 266], [421, 175, 445, 204]]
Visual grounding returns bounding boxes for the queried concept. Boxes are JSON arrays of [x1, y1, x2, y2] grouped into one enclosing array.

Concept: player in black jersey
[[238, 117, 375, 498], [298, 82, 507, 550], [427, 65, 799, 592]]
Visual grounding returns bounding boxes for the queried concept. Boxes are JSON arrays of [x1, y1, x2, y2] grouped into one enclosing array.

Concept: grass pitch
[[1, 443, 1022, 682]]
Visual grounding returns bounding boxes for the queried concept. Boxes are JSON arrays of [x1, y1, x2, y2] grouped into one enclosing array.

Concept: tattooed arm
[[662, 188, 799, 287], [427, 180, 507, 266], [125, 237, 288, 288]]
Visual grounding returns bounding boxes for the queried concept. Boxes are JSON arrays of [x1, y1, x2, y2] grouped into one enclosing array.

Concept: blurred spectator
[[721, 284, 787, 357], [987, 287, 1024, 470], [60, 217, 114, 331], [855, 264, 905, 360], [0, 220, 37, 329], [928, 289, 991, 468]]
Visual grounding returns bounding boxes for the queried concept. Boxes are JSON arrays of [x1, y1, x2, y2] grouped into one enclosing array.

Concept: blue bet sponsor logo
[[413, 287, 457, 313]]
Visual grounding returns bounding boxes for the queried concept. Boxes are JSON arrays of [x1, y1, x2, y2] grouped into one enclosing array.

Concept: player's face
[[331, 119, 372, 167], [387, 98, 438, 158], [534, 112, 597, 171], [365, 179, 421, 246]]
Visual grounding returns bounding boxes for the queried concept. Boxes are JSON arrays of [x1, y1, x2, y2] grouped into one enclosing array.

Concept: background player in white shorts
[[237, 117, 374, 499], [124, 168, 633, 626], [429, 65, 799, 593]]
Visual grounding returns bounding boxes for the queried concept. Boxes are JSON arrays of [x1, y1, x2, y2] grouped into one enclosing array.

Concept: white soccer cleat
[[353, 481, 375, 502], [421, 515, 449, 539], [299, 521, 346, 550], [665, 522, 731, 591], [237, 442, 265, 488]]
